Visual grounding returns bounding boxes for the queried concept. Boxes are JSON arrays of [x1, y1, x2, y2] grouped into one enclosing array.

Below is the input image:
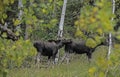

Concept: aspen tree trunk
[[57, 0, 67, 38], [55, 0, 67, 64], [108, 0, 115, 59], [17, 0, 23, 32], [108, 33, 112, 59], [111, 0, 115, 21], [24, 1, 33, 40], [105, 0, 115, 76], [18, 0, 23, 21]]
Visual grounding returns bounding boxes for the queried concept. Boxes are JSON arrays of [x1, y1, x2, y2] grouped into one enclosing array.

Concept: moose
[[61, 39, 107, 63], [33, 39, 72, 65]]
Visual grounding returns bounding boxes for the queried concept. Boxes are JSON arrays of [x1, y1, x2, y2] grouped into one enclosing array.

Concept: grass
[[8, 60, 90, 77], [8, 46, 108, 77]]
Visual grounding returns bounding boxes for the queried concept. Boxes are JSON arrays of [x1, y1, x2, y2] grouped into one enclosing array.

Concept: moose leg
[[66, 52, 70, 64], [47, 56, 51, 66], [52, 55, 56, 64], [86, 52, 92, 63], [35, 52, 41, 68], [54, 50, 59, 64], [35, 52, 40, 64]]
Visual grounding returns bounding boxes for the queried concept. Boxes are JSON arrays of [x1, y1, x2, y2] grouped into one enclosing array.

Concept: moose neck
[[57, 42, 64, 49], [92, 42, 105, 52]]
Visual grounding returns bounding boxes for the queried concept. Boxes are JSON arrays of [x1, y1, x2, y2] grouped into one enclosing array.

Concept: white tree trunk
[[108, 33, 112, 59], [111, 0, 115, 21], [108, 0, 115, 59], [55, 0, 67, 64], [16, 0, 23, 33], [57, 0, 67, 38], [18, 0, 23, 21], [105, 1, 115, 76]]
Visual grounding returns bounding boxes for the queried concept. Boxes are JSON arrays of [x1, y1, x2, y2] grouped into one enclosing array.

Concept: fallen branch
[[0, 23, 19, 41]]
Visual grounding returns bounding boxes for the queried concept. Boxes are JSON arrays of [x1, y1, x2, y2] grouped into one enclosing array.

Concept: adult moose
[[61, 38, 107, 64], [33, 39, 71, 65]]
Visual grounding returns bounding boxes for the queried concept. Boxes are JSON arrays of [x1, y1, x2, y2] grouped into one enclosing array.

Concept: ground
[[8, 46, 108, 77]]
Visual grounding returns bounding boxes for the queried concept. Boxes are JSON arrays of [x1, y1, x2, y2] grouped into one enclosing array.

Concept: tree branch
[[0, 23, 19, 41]]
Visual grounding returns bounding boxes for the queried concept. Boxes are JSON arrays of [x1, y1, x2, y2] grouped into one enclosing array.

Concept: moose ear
[[48, 39, 55, 42], [53, 39, 61, 43], [67, 39, 72, 43], [33, 42, 38, 47], [62, 38, 72, 43]]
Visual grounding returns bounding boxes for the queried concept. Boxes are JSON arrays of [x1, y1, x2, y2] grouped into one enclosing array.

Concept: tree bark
[[57, 0, 67, 39], [111, 0, 115, 21], [105, 1, 115, 76], [17, 0, 23, 30], [108, 33, 112, 59], [107, 0, 115, 59], [56, 0, 67, 64], [18, 0, 23, 21]]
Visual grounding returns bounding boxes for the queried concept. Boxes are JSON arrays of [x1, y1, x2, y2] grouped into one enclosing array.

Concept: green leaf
[[30, 0, 34, 3], [33, 3, 37, 7], [14, 19, 20, 26], [22, 0, 26, 5], [41, 4, 47, 8], [42, 9, 47, 13], [116, 35, 120, 40], [2, 14, 7, 19], [50, 19, 57, 24], [26, 20, 32, 25], [40, 20, 44, 23], [1, 19, 4, 24], [23, 8, 28, 13], [49, 0, 53, 3], [10, 0, 14, 4], [3, 0, 9, 5], [15, 31, 20, 36], [86, 38, 97, 48], [56, 1, 63, 6], [2, 33, 7, 38], [98, 72, 105, 77]]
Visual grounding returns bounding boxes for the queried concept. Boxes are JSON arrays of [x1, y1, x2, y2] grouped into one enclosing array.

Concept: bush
[[0, 38, 36, 77]]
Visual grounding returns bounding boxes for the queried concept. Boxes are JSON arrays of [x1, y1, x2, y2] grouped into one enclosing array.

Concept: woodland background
[[0, 0, 120, 77]]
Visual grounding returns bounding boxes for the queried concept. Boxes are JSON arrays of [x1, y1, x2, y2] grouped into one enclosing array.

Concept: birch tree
[[18, 0, 23, 24], [55, 0, 67, 63], [107, 0, 115, 59], [17, 0, 23, 37], [57, 0, 67, 39]]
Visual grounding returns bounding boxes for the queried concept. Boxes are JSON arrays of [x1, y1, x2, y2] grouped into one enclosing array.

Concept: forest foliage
[[75, 0, 120, 77], [0, 0, 120, 77]]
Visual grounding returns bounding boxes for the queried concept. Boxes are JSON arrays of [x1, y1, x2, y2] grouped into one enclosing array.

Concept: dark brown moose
[[33, 39, 71, 65], [61, 39, 107, 63]]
